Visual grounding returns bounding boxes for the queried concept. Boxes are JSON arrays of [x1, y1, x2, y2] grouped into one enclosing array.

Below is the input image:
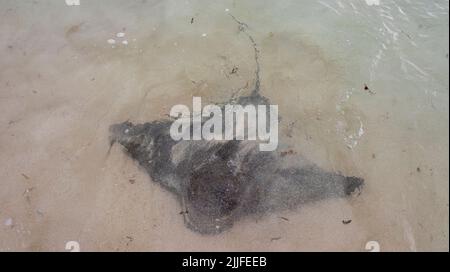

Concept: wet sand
[[0, 0, 448, 251]]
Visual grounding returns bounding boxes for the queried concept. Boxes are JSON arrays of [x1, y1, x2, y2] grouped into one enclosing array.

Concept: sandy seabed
[[0, 0, 448, 251]]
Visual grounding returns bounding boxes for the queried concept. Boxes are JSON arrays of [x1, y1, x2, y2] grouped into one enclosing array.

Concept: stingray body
[[109, 16, 364, 234], [110, 120, 363, 234]]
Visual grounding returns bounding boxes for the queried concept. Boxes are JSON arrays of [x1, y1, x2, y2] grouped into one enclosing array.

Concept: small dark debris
[[231, 67, 238, 74], [21, 173, 30, 180], [280, 150, 296, 157], [372, 153, 376, 159], [270, 237, 282, 242], [286, 121, 296, 138], [342, 219, 352, 225], [364, 84, 375, 94], [416, 167, 421, 173], [190, 17, 194, 24], [279, 216, 289, 221], [179, 210, 189, 215], [125, 236, 134, 246], [129, 179, 136, 184]]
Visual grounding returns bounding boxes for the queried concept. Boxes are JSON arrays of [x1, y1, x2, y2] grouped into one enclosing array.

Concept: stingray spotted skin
[[109, 16, 364, 234]]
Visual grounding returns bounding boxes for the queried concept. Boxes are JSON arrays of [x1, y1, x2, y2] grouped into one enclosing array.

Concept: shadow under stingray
[[109, 15, 364, 235]]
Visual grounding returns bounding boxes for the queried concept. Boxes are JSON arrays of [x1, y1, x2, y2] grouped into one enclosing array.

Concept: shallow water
[[0, 0, 448, 251]]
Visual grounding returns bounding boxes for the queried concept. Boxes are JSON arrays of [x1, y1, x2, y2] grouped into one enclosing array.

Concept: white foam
[[65, 0, 80, 6], [365, 0, 380, 6]]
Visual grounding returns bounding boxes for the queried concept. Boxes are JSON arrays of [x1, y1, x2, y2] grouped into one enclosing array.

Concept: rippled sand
[[0, 0, 448, 251]]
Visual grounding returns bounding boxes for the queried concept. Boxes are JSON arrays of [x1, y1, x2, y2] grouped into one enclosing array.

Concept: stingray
[[109, 16, 364, 234]]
